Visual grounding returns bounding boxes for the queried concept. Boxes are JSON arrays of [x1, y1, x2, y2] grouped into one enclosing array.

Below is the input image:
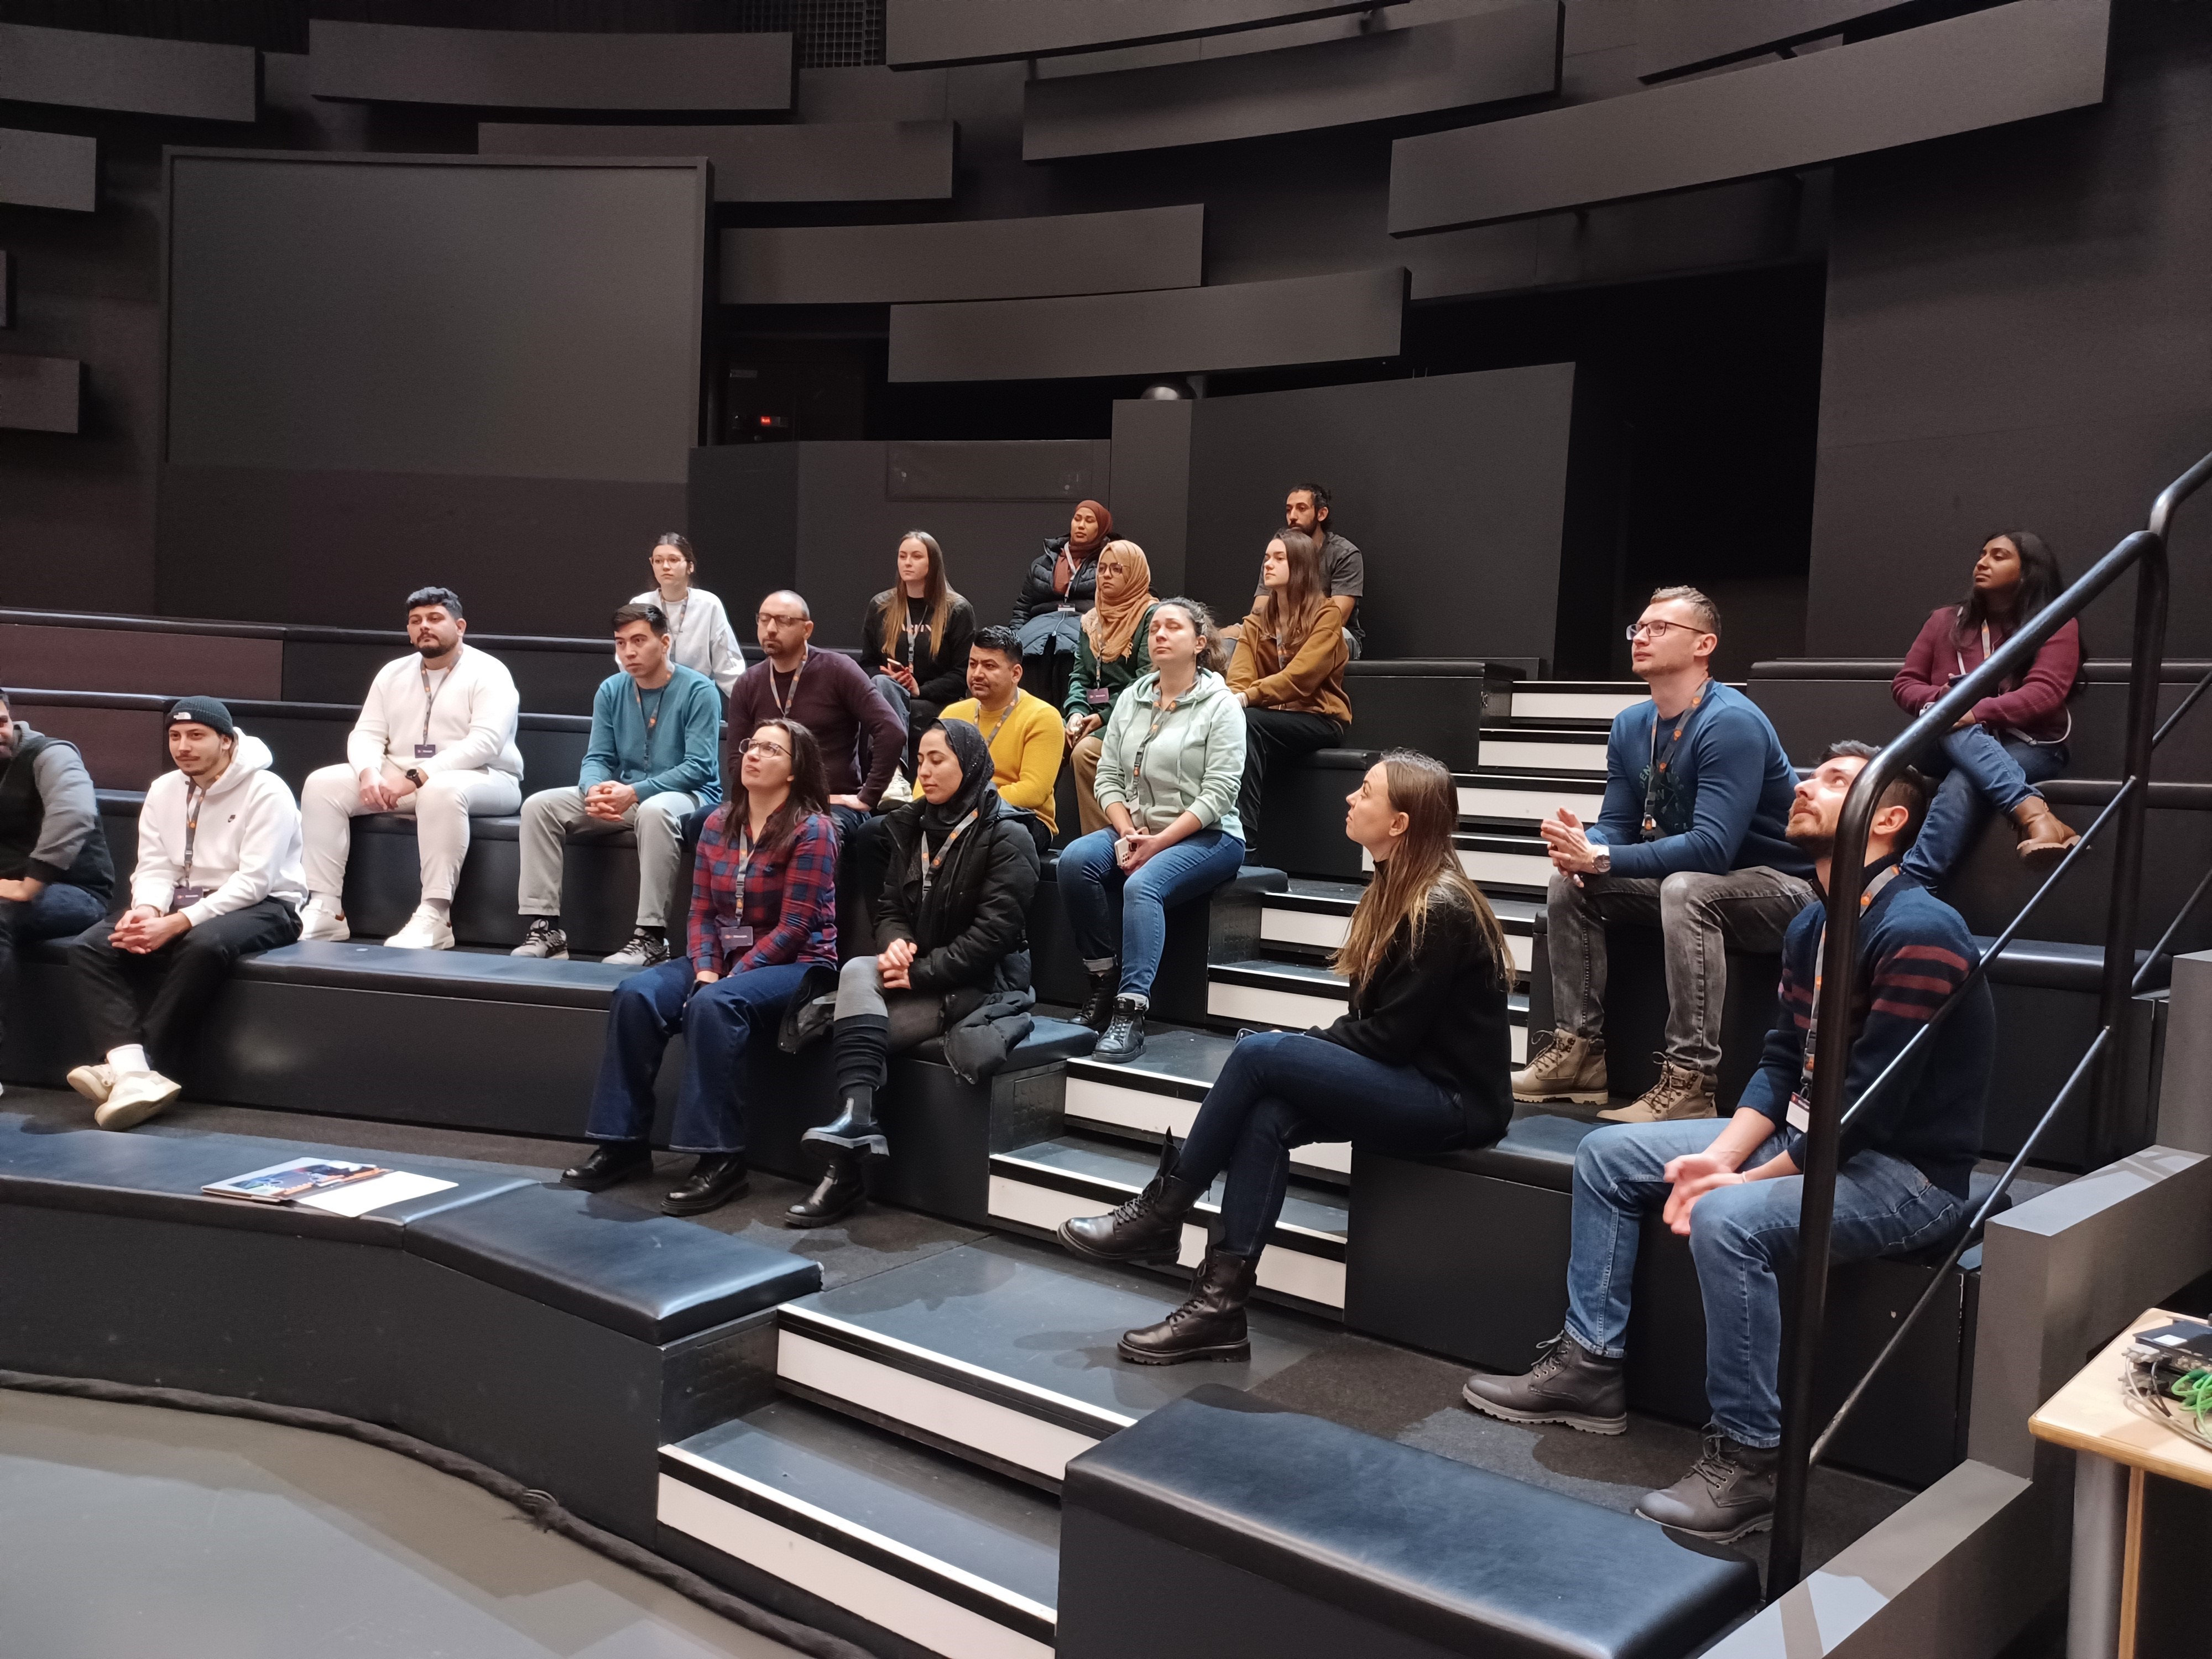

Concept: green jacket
[[1093, 667, 1246, 841], [1065, 603, 1160, 722]]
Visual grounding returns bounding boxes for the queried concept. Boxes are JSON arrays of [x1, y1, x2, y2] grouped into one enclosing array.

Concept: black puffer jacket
[[1011, 536, 1100, 625], [874, 789, 1040, 995]]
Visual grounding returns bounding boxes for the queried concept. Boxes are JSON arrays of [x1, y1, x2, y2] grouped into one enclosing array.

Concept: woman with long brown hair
[[1057, 748, 1513, 1363], [564, 717, 839, 1218], [1228, 527, 1350, 845], [1065, 539, 1157, 835], [859, 530, 976, 771]]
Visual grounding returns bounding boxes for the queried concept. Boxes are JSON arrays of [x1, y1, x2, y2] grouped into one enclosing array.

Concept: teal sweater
[[578, 665, 722, 802]]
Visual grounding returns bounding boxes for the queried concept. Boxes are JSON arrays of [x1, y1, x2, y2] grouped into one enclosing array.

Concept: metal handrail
[[1767, 447, 2212, 1595]]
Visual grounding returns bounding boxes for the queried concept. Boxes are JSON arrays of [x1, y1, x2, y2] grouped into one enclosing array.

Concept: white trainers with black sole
[[601, 928, 670, 968], [512, 919, 569, 960]]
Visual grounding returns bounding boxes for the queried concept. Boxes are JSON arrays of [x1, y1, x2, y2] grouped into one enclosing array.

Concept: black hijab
[[920, 718, 997, 837]]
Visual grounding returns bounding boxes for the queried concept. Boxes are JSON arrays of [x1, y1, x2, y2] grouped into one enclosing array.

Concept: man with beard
[[0, 687, 113, 1079], [1462, 741, 1993, 1545]]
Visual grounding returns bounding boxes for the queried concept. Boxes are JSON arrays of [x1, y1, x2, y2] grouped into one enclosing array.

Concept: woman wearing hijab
[[788, 717, 1042, 1228], [1065, 539, 1158, 836], [1013, 500, 1113, 707]]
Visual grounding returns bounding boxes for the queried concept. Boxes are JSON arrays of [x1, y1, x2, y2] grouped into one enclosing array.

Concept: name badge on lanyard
[[718, 821, 759, 958], [1786, 865, 1905, 1131], [171, 786, 207, 914], [417, 662, 448, 761]]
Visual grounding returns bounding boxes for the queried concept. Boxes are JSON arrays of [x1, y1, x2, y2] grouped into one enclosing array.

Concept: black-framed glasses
[[1625, 619, 1708, 641], [737, 739, 790, 758], [757, 612, 807, 627]]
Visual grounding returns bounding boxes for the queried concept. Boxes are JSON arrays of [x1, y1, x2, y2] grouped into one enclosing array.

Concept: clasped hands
[[1658, 1150, 1754, 1235], [878, 936, 919, 990], [1114, 828, 1166, 873], [1539, 807, 1603, 877], [108, 902, 190, 955], [357, 763, 419, 812], [583, 780, 639, 821]]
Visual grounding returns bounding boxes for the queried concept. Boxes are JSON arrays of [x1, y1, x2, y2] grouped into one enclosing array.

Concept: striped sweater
[[1739, 864, 1994, 1196]]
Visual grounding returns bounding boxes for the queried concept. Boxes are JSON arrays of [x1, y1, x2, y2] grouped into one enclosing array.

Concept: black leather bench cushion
[[350, 812, 641, 851], [910, 1015, 1098, 1071], [1298, 748, 1381, 771], [404, 1183, 820, 1343], [233, 941, 635, 1009], [1427, 1109, 1596, 1191], [1068, 1387, 1760, 1659], [1975, 935, 2169, 993]]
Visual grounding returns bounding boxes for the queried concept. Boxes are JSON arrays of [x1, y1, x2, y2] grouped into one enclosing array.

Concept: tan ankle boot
[[1512, 1029, 1608, 1104], [1599, 1059, 1719, 1123], [2011, 796, 2080, 870]]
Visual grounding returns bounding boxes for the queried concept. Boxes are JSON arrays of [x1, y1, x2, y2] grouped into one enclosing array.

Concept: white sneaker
[[299, 902, 350, 943], [66, 1062, 114, 1105], [96, 1070, 181, 1130], [511, 919, 568, 960], [601, 928, 670, 969], [881, 768, 913, 805], [384, 907, 455, 951]]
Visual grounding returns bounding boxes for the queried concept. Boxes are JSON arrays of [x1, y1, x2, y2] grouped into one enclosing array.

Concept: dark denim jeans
[[1057, 826, 1245, 1002], [1177, 1029, 1465, 1256], [0, 880, 109, 1046], [1901, 727, 2069, 885], [1563, 1119, 1964, 1447], [587, 956, 814, 1155]]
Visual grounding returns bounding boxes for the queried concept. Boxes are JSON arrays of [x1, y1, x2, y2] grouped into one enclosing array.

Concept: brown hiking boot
[[1599, 1058, 1719, 1123], [1512, 1029, 1608, 1104], [2011, 796, 2080, 870]]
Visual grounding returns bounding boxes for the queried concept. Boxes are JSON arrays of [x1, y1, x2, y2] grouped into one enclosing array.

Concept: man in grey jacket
[[0, 690, 114, 1068]]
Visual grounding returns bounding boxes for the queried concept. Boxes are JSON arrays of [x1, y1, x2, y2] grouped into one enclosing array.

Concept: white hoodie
[[132, 731, 309, 926]]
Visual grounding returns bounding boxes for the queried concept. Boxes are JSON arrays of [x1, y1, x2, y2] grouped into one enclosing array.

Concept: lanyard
[[1956, 620, 1995, 679], [633, 679, 667, 764], [976, 698, 1017, 750], [920, 810, 979, 896], [666, 594, 690, 643], [179, 784, 205, 891], [901, 617, 930, 662], [1793, 864, 1906, 1121], [770, 648, 809, 718], [419, 661, 452, 747], [1131, 687, 1182, 786], [1641, 679, 1710, 837]]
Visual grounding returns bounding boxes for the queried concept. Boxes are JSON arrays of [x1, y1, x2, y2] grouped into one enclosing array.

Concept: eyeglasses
[[756, 612, 807, 627], [1625, 619, 1708, 641], [737, 740, 790, 759]]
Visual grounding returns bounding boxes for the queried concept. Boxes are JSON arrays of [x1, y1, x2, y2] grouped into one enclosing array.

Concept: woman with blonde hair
[[1228, 527, 1350, 844], [1065, 539, 1157, 835], [1057, 748, 1513, 1364], [859, 530, 977, 771]]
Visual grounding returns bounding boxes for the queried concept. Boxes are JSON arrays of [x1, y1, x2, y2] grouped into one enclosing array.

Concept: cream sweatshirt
[[346, 644, 524, 780]]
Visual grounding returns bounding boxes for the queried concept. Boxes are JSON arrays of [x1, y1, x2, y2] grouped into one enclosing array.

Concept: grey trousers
[[517, 786, 699, 928], [834, 953, 951, 1048], [1546, 864, 1815, 1074]]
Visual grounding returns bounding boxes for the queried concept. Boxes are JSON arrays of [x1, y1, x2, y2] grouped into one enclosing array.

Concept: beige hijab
[[1083, 540, 1154, 664]]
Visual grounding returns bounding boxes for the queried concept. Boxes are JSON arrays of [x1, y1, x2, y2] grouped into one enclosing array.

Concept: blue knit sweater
[[1589, 682, 1810, 880], [578, 665, 723, 802], [1739, 868, 1994, 1197]]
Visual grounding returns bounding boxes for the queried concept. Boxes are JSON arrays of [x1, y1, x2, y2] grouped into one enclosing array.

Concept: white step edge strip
[[1206, 979, 1526, 1061], [1063, 1074, 1352, 1177], [986, 1173, 1347, 1310], [1509, 691, 1642, 721], [1262, 905, 1533, 975], [1458, 784, 1605, 822], [1458, 847, 1552, 890], [777, 1327, 1117, 1483], [658, 1469, 1055, 1659], [1479, 740, 1609, 775]]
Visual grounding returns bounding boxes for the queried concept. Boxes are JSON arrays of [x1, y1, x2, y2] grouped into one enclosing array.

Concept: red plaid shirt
[[687, 806, 839, 975]]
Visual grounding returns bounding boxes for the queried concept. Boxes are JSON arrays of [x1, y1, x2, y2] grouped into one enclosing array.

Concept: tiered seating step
[[1457, 769, 1604, 828], [1206, 957, 1530, 1062], [1260, 878, 1538, 980], [769, 1235, 1334, 1488], [1493, 680, 1643, 724], [1452, 828, 1551, 896], [986, 1130, 1350, 1311], [661, 1396, 1061, 1659], [1477, 721, 1610, 776]]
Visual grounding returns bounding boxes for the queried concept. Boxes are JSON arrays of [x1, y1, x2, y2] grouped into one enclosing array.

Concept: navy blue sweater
[[1739, 869, 1994, 1197], [1590, 682, 1811, 880]]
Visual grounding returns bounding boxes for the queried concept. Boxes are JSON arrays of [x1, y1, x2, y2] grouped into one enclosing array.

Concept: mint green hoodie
[[1092, 667, 1246, 842]]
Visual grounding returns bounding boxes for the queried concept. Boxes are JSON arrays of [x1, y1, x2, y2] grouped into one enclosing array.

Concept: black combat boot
[[1058, 1137, 1200, 1265], [1118, 1248, 1258, 1365]]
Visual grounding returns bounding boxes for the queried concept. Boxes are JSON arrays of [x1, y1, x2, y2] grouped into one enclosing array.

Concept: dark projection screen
[[164, 151, 706, 486]]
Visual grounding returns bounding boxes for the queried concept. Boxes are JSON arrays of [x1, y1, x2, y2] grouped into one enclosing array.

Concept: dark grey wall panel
[[1185, 365, 1574, 661], [1389, 0, 2112, 233], [795, 66, 949, 123], [0, 353, 80, 433], [155, 465, 684, 635], [888, 267, 1404, 383], [1109, 398, 1194, 594], [0, 251, 10, 328], [722, 204, 1202, 305], [0, 127, 96, 212], [687, 445, 799, 614], [308, 20, 792, 113], [885, 441, 1099, 500], [1635, 0, 1929, 82], [1022, 3, 1562, 161], [481, 120, 954, 202], [0, 23, 259, 123], [888, 0, 1376, 67]]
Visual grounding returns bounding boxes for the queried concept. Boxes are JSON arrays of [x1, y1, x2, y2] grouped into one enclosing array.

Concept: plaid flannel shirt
[[687, 806, 839, 975]]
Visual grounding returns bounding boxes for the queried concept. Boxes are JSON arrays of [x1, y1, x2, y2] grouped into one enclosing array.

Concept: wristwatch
[[1589, 843, 1611, 874], [404, 767, 427, 787]]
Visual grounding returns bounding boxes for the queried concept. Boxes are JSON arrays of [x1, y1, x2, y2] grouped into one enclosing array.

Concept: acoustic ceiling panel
[[1024, 1, 1561, 160], [887, 0, 1379, 67], [723, 204, 1203, 305], [0, 354, 81, 433], [0, 127, 96, 212], [0, 23, 259, 122], [887, 267, 1405, 382], [309, 20, 792, 112], [1634, 0, 1926, 82], [1389, 0, 2110, 234], [481, 121, 954, 202]]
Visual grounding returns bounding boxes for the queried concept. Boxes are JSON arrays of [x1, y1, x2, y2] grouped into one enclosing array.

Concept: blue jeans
[[587, 957, 815, 1155], [1564, 1119, 1964, 1447], [1901, 727, 2068, 884], [1177, 1030, 1467, 1256], [1057, 826, 1245, 1001], [0, 881, 109, 1044]]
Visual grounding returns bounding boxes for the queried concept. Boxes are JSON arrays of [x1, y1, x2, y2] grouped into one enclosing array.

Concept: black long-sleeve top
[[1317, 888, 1514, 1147], [858, 593, 978, 709]]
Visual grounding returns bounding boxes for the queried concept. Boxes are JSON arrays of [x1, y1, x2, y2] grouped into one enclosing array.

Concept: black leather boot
[[1459, 1331, 1627, 1435], [1094, 997, 1146, 1063], [801, 1084, 889, 1158], [1635, 1429, 1780, 1541], [661, 1152, 750, 1216], [562, 1140, 652, 1191], [786, 1151, 867, 1229], [1119, 1248, 1258, 1365], [1060, 1138, 1201, 1265], [1076, 969, 1117, 1032]]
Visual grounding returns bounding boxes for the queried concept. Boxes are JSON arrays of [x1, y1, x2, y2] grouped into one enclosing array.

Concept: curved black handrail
[[1767, 447, 2212, 1596]]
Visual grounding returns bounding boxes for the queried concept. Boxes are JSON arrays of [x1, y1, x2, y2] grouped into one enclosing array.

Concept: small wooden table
[[2030, 1308, 2212, 1658]]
